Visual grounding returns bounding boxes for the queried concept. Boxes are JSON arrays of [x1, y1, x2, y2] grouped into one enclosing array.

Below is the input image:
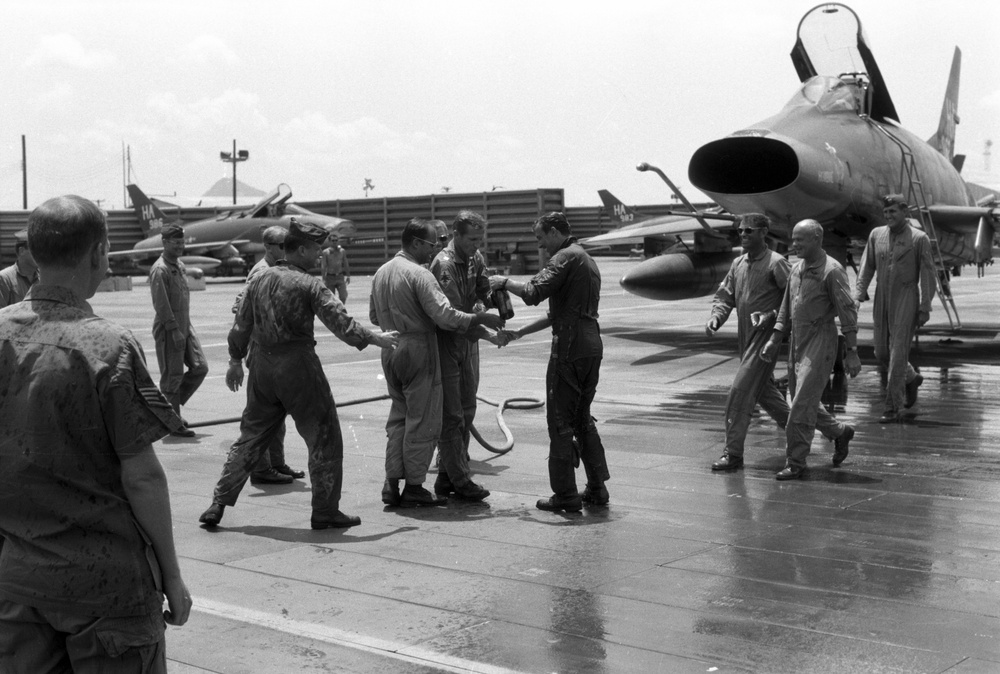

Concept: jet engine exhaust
[[689, 137, 799, 194], [620, 251, 739, 301]]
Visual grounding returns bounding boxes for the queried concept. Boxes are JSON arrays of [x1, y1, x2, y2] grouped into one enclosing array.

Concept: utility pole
[[21, 135, 27, 209], [220, 139, 249, 205]]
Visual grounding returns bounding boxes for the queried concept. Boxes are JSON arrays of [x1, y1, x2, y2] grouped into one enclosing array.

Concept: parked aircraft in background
[[110, 183, 356, 273], [603, 2, 998, 323]]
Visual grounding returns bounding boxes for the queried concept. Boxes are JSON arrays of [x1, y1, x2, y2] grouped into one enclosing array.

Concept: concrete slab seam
[[193, 596, 528, 674]]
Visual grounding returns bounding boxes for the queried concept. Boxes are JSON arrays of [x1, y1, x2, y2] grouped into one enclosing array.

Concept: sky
[[1, 0, 998, 210]]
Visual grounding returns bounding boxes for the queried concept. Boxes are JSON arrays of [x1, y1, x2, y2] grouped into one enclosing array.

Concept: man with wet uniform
[[761, 219, 861, 480], [855, 194, 936, 423], [370, 218, 505, 508], [199, 219, 398, 529], [231, 225, 304, 485], [320, 231, 350, 303], [489, 211, 610, 512], [0, 195, 191, 670], [429, 210, 500, 502]]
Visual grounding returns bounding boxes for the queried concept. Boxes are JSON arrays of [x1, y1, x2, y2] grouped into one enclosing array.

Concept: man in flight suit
[[320, 231, 351, 303], [708, 214, 854, 470], [489, 211, 610, 512], [429, 210, 500, 501], [370, 218, 505, 508], [855, 194, 936, 423], [0, 231, 38, 308], [149, 223, 208, 437], [231, 225, 303, 485], [761, 220, 861, 480], [199, 219, 398, 529]]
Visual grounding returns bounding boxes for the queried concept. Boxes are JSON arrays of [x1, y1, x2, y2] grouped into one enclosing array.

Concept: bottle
[[492, 288, 515, 320]]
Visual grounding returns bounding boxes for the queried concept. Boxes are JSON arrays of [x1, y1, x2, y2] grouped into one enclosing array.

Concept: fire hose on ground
[[186, 394, 544, 455]]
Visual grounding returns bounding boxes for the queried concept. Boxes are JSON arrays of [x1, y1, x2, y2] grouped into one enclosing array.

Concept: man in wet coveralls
[[429, 210, 504, 502], [370, 218, 505, 508], [231, 225, 304, 485], [489, 211, 610, 512], [199, 219, 399, 529], [761, 219, 861, 479], [0, 195, 191, 671]]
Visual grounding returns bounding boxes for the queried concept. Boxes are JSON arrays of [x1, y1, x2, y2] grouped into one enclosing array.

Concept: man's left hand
[[916, 310, 930, 327], [346, 277, 351, 285], [845, 351, 862, 378]]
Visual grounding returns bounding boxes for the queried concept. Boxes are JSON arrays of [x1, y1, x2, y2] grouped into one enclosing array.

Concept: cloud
[[146, 89, 268, 130], [24, 34, 114, 69], [280, 113, 439, 160], [170, 35, 240, 67], [979, 89, 1000, 110]]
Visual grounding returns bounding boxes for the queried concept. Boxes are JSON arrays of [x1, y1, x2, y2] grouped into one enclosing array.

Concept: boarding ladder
[[869, 122, 962, 330]]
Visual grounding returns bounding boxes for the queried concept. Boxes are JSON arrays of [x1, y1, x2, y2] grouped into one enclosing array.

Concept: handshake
[[486, 327, 520, 348]]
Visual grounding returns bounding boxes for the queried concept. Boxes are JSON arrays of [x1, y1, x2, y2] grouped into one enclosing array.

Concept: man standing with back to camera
[[231, 225, 304, 485], [489, 211, 610, 512], [200, 219, 398, 529], [0, 195, 191, 672], [149, 222, 208, 437]]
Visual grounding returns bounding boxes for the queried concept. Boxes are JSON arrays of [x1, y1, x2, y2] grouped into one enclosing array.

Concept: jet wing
[[108, 239, 252, 258], [790, 3, 899, 124], [927, 205, 1000, 233], [582, 213, 734, 246]]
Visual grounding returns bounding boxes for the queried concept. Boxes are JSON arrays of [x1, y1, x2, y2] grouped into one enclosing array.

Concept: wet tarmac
[[91, 258, 1000, 673]]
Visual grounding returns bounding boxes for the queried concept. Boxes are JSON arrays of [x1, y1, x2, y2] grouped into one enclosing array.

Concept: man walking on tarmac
[[149, 223, 208, 437], [855, 194, 936, 423], [707, 213, 855, 471], [489, 211, 610, 512], [429, 210, 501, 501], [199, 219, 398, 529], [760, 220, 861, 480], [370, 218, 505, 508]]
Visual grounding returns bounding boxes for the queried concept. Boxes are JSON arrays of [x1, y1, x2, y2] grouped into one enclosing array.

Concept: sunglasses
[[737, 227, 764, 234], [415, 238, 439, 246]]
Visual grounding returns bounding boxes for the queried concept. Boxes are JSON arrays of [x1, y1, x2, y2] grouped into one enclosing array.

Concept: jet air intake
[[689, 137, 799, 194]]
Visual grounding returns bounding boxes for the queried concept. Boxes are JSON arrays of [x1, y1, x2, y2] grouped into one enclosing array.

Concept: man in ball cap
[[855, 194, 936, 423], [200, 218, 399, 529], [149, 222, 208, 437], [0, 229, 38, 308]]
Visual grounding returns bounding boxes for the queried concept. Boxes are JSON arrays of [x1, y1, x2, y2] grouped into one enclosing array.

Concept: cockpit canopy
[[782, 75, 867, 115]]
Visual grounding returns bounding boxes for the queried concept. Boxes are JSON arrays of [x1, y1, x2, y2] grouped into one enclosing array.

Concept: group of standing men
[[0, 187, 936, 668], [708, 193, 936, 479], [368, 210, 612, 513]]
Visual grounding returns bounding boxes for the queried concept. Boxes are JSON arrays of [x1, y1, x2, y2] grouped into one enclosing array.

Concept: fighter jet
[[596, 3, 999, 314], [110, 183, 357, 273]]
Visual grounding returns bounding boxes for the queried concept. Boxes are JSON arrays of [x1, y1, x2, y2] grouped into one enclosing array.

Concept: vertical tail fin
[[927, 47, 961, 161], [126, 184, 174, 237], [598, 189, 645, 225]]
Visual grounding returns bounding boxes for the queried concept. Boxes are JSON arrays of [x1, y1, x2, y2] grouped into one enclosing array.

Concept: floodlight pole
[[219, 139, 249, 205]]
